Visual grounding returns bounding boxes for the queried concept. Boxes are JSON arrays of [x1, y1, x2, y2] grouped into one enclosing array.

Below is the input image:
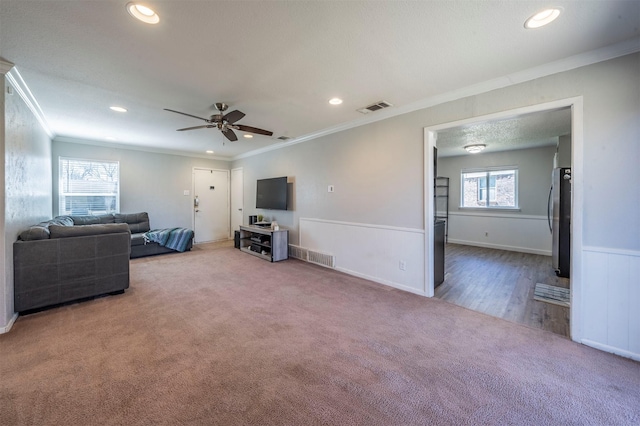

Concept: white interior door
[[231, 168, 244, 232], [193, 168, 229, 243]]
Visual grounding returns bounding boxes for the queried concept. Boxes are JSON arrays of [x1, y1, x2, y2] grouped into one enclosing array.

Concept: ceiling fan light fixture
[[524, 8, 561, 29], [109, 106, 127, 112], [243, 134, 253, 138], [464, 144, 486, 154], [127, 3, 160, 24], [329, 98, 343, 105]]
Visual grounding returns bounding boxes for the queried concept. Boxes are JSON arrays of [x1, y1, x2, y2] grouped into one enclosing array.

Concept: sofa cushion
[[18, 216, 76, 241], [49, 223, 130, 239], [69, 214, 115, 225], [51, 216, 75, 226], [115, 212, 150, 234], [19, 225, 50, 241]]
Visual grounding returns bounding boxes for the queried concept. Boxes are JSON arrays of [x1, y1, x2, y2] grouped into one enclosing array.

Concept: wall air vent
[[288, 245, 308, 261], [357, 100, 393, 114]]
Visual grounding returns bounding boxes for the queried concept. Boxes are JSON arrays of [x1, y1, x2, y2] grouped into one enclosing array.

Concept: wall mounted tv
[[256, 176, 288, 210]]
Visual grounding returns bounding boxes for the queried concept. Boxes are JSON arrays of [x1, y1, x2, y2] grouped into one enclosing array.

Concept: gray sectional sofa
[[13, 212, 193, 313]]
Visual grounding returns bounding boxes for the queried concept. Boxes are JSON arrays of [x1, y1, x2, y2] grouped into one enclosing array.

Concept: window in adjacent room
[[461, 167, 518, 209], [59, 157, 120, 215]]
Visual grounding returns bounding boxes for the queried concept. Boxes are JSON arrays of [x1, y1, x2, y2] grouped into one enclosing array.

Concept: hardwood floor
[[435, 244, 570, 338]]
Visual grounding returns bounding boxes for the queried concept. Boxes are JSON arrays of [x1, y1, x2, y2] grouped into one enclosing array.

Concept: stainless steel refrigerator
[[548, 168, 571, 278]]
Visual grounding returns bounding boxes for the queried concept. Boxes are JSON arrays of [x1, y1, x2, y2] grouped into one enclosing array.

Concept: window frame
[[460, 166, 519, 210], [58, 156, 120, 216]]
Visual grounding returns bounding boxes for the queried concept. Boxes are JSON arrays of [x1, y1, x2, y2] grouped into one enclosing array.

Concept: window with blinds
[[59, 157, 120, 216], [460, 167, 518, 209]]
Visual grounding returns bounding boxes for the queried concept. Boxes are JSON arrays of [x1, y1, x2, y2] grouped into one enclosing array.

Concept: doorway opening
[[424, 98, 584, 341]]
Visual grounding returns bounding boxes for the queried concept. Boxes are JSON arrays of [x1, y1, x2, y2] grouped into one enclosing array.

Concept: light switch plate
[[183, 190, 190, 196], [328, 185, 334, 193]]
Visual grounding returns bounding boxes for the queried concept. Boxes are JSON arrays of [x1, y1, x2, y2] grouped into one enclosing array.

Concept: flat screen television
[[256, 176, 288, 210]]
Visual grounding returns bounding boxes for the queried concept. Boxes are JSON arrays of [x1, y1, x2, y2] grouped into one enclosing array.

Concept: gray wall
[[52, 141, 229, 230], [234, 118, 424, 244], [437, 145, 556, 216], [1, 74, 53, 329], [233, 52, 640, 251]]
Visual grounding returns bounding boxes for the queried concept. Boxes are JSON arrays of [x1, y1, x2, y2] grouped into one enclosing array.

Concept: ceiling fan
[[164, 103, 273, 141]]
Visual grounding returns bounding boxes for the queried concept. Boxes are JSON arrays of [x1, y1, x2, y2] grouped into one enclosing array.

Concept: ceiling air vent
[[357, 100, 393, 114], [277, 136, 291, 141]]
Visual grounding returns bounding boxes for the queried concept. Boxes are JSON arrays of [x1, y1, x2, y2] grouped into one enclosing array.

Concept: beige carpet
[[1, 241, 639, 425]]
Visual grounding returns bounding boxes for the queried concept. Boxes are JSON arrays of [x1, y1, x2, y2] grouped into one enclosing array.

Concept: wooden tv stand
[[238, 225, 288, 262]]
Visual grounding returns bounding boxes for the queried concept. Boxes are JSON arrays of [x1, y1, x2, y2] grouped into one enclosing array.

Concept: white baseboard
[[447, 238, 551, 256], [0, 313, 19, 334], [581, 339, 640, 362], [335, 266, 428, 297]]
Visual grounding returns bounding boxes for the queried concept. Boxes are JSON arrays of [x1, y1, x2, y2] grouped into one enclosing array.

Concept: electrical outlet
[[399, 260, 406, 271]]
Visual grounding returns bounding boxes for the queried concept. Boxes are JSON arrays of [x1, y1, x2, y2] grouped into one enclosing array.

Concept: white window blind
[[59, 157, 120, 216]]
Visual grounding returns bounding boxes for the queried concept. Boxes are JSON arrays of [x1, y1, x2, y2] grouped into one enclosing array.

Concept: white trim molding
[[0, 313, 19, 334], [0, 59, 15, 75], [6, 67, 54, 138]]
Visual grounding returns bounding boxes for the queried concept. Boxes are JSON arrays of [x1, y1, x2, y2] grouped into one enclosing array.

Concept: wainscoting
[[299, 218, 425, 295], [581, 246, 640, 360], [447, 211, 552, 255]]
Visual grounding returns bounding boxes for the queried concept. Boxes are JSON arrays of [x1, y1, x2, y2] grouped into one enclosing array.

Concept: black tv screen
[[256, 177, 288, 210]]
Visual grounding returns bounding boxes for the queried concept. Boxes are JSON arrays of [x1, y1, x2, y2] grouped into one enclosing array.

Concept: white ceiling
[[1, 1, 639, 160], [436, 107, 572, 157]]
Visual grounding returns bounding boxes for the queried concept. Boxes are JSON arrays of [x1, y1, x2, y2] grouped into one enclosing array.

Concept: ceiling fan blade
[[176, 125, 213, 131], [223, 110, 245, 124], [235, 124, 274, 136], [164, 108, 209, 122], [222, 128, 238, 141]]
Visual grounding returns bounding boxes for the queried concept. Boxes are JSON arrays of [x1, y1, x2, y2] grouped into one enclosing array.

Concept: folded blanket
[[144, 228, 194, 252]]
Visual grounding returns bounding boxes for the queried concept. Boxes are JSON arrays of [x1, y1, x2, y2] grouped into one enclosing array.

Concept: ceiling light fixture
[[243, 134, 253, 139], [329, 98, 343, 105], [206, 150, 214, 154], [109, 106, 127, 112], [127, 3, 160, 24], [524, 8, 561, 29], [464, 144, 486, 154]]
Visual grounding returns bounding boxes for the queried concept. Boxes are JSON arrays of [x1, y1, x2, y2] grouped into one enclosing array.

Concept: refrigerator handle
[[547, 184, 553, 233]]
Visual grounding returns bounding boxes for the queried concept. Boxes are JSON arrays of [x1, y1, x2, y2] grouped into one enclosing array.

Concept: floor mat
[[534, 283, 570, 307]]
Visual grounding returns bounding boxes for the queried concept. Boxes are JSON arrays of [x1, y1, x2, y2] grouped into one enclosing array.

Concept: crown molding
[[6, 67, 54, 138], [54, 136, 232, 162], [232, 37, 640, 162], [0, 58, 15, 74]]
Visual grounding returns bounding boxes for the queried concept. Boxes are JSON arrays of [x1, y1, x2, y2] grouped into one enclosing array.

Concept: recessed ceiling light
[[524, 8, 561, 29], [464, 144, 486, 154], [127, 3, 160, 24], [106, 137, 117, 141], [109, 106, 127, 112], [206, 150, 214, 154], [243, 134, 253, 139], [329, 98, 343, 105]]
